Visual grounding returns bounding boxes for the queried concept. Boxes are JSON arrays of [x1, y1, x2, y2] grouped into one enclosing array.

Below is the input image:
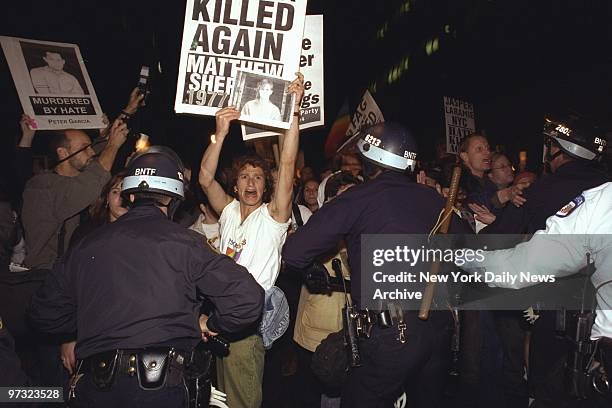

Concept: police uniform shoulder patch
[[555, 194, 585, 218]]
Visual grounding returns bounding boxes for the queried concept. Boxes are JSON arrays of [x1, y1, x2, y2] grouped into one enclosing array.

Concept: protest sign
[[230, 69, 295, 129], [336, 90, 385, 154], [241, 14, 324, 140], [444, 96, 475, 154], [0, 36, 105, 130], [345, 90, 384, 137], [174, 0, 307, 117]]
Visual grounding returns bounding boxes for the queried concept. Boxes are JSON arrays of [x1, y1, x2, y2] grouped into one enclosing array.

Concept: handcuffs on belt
[[353, 304, 407, 344]]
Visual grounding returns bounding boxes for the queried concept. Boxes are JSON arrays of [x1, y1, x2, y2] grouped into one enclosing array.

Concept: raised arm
[[198, 107, 239, 215], [269, 73, 304, 223], [97, 118, 128, 172]]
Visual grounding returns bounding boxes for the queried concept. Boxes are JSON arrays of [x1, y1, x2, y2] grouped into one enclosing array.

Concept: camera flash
[[136, 133, 150, 152]]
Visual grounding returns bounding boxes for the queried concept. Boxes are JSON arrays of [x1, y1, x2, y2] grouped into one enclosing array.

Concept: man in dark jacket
[[29, 146, 264, 407]]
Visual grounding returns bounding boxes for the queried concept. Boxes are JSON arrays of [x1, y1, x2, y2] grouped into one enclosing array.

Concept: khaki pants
[[216, 334, 265, 408]]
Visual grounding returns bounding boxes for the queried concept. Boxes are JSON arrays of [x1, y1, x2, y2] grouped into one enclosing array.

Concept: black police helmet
[[543, 116, 607, 161], [122, 146, 185, 200], [356, 122, 418, 172]]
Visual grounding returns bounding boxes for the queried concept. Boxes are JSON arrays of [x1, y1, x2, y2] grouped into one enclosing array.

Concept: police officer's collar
[[127, 200, 167, 216], [374, 170, 414, 181]]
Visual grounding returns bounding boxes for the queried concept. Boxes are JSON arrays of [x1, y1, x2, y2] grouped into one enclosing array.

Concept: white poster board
[[0, 36, 105, 130], [241, 14, 324, 140], [345, 90, 384, 137], [444, 96, 475, 154], [174, 0, 307, 116], [336, 90, 385, 153]]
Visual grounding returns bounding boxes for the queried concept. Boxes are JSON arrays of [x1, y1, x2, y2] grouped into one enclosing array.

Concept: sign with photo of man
[[0, 36, 105, 130], [240, 14, 325, 140], [174, 0, 307, 116], [230, 69, 295, 129]]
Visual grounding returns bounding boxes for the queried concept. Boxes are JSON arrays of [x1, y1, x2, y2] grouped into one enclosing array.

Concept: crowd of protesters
[[0, 71, 610, 408]]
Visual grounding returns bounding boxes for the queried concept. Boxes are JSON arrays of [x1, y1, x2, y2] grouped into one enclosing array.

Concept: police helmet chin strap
[[147, 197, 182, 220], [543, 138, 564, 175], [166, 198, 182, 220], [544, 137, 564, 164]]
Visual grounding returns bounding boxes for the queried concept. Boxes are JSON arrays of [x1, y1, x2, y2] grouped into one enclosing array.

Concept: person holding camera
[[21, 88, 144, 272]]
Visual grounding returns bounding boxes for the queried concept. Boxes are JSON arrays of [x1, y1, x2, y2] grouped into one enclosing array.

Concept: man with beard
[[22, 120, 128, 270]]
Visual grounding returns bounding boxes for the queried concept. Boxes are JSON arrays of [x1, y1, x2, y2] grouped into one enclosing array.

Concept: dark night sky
[[1, 0, 611, 175]]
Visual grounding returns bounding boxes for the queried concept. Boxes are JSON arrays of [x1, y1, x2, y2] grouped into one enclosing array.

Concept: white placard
[[336, 90, 385, 153], [241, 14, 324, 140], [0, 36, 105, 130], [174, 0, 307, 117], [345, 90, 384, 137], [444, 96, 475, 154]]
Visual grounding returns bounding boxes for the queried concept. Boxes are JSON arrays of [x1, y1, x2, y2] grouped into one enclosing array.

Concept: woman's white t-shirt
[[219, 200, 290, 290]]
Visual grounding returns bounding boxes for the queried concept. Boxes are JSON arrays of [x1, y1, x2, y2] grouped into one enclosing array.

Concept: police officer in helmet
[[460, 181, 612, 407], [283, 122, 457, 407], [29, 146, 264, 407], [480, 115, 608, 408], [483, 114, 608, 236], [543, 116, 607, 168]]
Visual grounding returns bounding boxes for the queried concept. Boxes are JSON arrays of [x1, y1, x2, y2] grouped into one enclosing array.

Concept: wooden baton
[[418, 165, 462, 320]]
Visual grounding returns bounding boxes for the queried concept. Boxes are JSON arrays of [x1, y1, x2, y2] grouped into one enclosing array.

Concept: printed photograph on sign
[[20, 41, 89, 95], [230, 69, 295, 130], [0, 36, 105, 130], [239, 14, 325, 140]]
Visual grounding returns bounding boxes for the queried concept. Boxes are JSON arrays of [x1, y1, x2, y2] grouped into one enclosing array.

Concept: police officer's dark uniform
[[482, 116, 608, 236], [29, 146, 264, 407], [283, 123, 456, 408], [0, 316, 31, 386], [482, 117, 608, 408]]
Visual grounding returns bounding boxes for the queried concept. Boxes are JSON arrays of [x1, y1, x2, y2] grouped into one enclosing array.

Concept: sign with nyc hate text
[[444, 96, 475, 154]]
